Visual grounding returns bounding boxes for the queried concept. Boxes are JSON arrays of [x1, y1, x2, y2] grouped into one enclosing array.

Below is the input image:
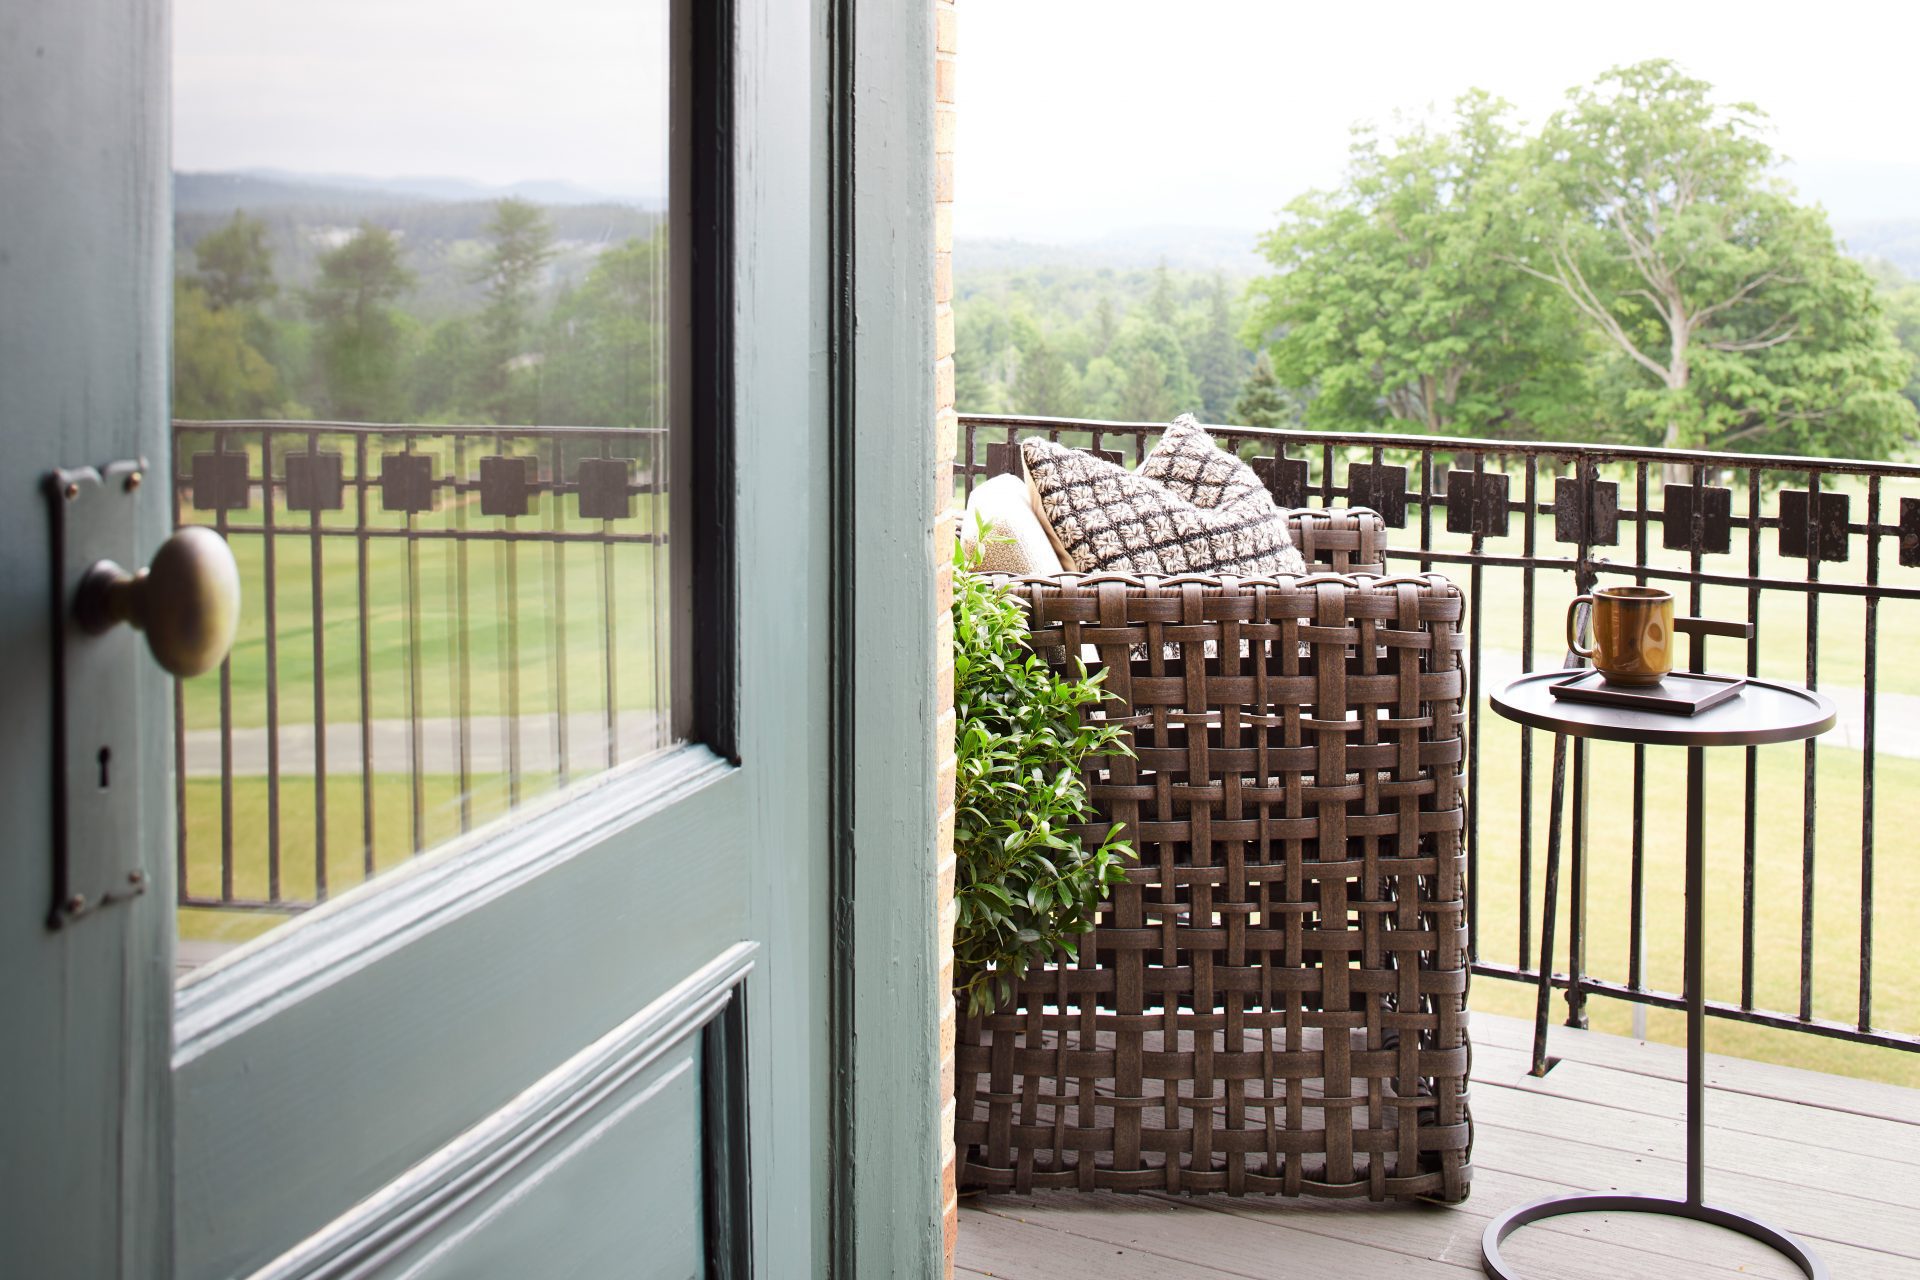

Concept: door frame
[[834, 0, 945, 1273]]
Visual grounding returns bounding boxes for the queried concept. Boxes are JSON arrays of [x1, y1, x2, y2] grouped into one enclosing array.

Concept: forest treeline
[[173, 196, 666, 429], [958, 62, 1920, 461]]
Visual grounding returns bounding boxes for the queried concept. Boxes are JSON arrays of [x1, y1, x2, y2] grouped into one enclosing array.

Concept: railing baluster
[[1518, 454, 1536, 973], [405, 441, 425, 857], [1860, 475, 1879, 1033], [550, 437, 571, 788], [261, 429, 282, 902], [601, 433, 618, 772], [455, 434, 473, 831], [1801, 471, 1822, 1023], [173, 458, 189, 907], [355, 434, 373, 892], [1742, 468, 1761, 1012], [216, 431, 235, 904]]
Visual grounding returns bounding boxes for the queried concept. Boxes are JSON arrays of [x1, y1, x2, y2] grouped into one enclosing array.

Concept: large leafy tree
[[192, 211, 277, 310], [1246, 93, 1589, 439], [175, 211, 290, 418], [1509, 61, 1915, 459], [305, 223, 416, 421], [173, 280, 284, 419]]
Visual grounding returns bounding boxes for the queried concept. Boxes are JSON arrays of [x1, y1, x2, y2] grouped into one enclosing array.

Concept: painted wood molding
[[175, 744, 734, 1063], [246, 942, 756, 1280]]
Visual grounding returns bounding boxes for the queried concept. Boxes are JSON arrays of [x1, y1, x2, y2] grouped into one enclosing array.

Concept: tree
[[1231, 350, 1304, 429], [1148, 263, 1178, 324], [305, 223, 416, 421], [1866, 260, 1920, 417], [193, 211, 277, 310], [1011, 333, 1081, 417], [409, 317, 481, 421], [1186, 274, 1249, 420], [1090, 296, 1119, 357], [172, 280, 284, 418], [541, 233, 667, 428], [1509, 61, 1916, 460], [1107, 318, 1199, 422], [1246, 92, 1589, 439], [473, 198, 557, 423]]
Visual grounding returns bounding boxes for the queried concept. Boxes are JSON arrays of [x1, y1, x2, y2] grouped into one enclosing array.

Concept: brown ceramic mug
[[1567, 586, 1674, 686]]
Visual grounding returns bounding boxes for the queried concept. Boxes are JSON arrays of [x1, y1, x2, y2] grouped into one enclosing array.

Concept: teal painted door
[[0, 0, 952, 1274]]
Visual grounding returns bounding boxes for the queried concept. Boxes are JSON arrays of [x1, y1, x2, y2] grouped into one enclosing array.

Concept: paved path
[[182, 710, 667, 777]]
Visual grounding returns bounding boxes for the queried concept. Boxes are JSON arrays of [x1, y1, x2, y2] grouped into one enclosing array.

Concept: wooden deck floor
[[957, 1012, 1920, 1279]]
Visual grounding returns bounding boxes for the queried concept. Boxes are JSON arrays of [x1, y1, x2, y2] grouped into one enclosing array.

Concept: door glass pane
[[172, 0, 675, 974]]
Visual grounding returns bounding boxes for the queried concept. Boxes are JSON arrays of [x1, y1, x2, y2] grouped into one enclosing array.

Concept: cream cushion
[[960, 473, 1067, 576]]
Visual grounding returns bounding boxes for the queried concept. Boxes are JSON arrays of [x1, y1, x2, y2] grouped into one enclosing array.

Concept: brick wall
[[932, 0, 960, 1274]]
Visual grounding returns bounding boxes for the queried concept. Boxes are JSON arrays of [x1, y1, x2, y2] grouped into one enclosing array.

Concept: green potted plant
[[951, 527, 1134, 1017]]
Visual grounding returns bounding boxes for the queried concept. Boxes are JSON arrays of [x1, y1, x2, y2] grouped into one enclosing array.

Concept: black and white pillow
[[1022, 417, 1306, 577]]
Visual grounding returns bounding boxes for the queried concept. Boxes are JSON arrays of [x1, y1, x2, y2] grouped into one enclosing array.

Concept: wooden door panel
[[212, 944, 750, 1279], [393, 1048, 705, 1280], [174, 757, 746, 1279]]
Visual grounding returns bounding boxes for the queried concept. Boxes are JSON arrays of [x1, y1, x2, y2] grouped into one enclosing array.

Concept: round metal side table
[[1483, 670, 1837, 1280]]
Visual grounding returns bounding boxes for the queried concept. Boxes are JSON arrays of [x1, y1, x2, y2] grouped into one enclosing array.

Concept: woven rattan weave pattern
[[956, 543, 1472, 1204]]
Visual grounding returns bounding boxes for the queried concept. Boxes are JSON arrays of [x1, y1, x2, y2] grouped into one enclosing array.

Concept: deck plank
[[957, 1013, 1920, 1278], [1151, 1167, 1910, 1280], [1471, 1011, 1920, 1125], [1472, 1041, 1920, 1168]]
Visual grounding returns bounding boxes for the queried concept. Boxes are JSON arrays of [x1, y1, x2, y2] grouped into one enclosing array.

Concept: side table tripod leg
[[1531, 734, 1568, 1077], [1686, 743, 1706, 1208]]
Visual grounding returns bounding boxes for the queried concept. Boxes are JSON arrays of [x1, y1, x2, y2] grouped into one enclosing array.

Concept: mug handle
[[1566, 595, 1594, 659]]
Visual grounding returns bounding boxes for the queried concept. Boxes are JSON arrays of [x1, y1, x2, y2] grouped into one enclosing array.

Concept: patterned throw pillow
[[1022, 418, 1307, 577]]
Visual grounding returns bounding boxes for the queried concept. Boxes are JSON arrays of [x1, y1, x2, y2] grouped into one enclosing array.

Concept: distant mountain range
[[956, 226, 1267, 279], [174, 169, 658, 215], [959, 220, 1920, 281]]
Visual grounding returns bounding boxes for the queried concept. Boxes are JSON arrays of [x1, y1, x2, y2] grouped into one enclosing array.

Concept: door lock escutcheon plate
[[46, 461, 148, 928]]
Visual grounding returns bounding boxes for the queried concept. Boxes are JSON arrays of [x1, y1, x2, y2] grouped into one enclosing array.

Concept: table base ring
[[1480, 1191, 1828, 1279]]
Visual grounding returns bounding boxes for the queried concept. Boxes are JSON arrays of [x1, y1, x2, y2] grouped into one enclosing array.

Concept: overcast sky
[[959, 0, 1920, 241], [175, 0, 1917, 235], [173, 0, 668, 198]]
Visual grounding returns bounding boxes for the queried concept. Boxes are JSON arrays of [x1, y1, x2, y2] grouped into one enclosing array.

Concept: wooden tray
[[1548, 669, 1748, 716]]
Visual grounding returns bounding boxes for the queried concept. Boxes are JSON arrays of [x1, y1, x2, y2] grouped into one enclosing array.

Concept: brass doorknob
[[75, 526, 241, 677]]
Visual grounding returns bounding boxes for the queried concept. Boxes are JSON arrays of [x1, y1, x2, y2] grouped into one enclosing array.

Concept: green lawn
[[180, 462, 667, 731], [176, 771, 552, 948]]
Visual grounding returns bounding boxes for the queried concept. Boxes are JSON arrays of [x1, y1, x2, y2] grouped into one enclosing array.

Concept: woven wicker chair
[[956, 508, 1473, 1204]]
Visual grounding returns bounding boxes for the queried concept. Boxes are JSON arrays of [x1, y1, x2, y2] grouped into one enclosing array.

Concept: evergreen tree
[[1090, 297, 1119, 357], [1231, 351, 1304, 428], [305, 223, 415, 421], [1187, 274, 1248, 420], [1148, 262, 1177, 324], [193, 211, 277, 310], [473, 198, 557, 423], [1012, 333, 1081, 417], [541, 233, 667, 428]]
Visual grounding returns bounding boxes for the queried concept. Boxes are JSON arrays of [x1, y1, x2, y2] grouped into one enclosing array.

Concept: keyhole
[[97, 746, 111, 790]]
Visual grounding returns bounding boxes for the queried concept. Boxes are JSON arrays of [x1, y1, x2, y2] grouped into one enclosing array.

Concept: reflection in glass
[[171, 0, 673, 970]]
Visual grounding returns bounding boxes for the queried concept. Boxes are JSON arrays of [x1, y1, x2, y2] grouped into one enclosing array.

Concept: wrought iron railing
[[171, 420, 671, 917], [961, 413, 1920, 1058]]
